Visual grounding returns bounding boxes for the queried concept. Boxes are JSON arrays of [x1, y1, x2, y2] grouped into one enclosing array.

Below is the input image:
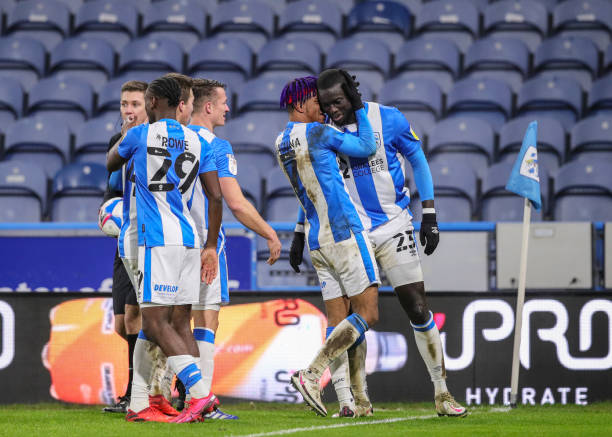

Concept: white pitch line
[[232, 414, 438, 437]]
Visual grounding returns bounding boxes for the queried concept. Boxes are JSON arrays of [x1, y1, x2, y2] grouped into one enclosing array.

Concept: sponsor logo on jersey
[[153, 284, 179, 293], [228, 154, 237, 175]]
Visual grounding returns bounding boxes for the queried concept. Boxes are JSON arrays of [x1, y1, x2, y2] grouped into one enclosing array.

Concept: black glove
[[419, 212, 439, 256], [339, 69, 363, 110], [289, 231, 305, 273]]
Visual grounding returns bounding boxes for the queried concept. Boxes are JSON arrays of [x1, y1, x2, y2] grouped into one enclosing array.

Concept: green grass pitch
[[1, 402, 611, 437]]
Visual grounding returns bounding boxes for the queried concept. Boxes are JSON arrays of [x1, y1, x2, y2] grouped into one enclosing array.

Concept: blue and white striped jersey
[[118, 119, 216, 248], [337, 102, 434, 231], [118, 158, 138, 259], [275, 108, 377, 250], [187, 125, 236, 248]]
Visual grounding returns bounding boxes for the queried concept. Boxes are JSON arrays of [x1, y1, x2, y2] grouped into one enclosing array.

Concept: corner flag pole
[[509, 197, 531, 408]]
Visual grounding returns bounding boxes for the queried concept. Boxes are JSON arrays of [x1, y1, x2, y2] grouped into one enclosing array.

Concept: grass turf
[[0, 402, 611, 437]]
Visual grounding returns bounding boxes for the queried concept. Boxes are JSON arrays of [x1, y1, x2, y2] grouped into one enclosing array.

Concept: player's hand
[[266, 235, 282, 265], [200, 247, 218, 285], [289, 231, 305, 273], [121, 114, 139, 136], [339, 69, 363, 110], [420, 212, 439, 256]]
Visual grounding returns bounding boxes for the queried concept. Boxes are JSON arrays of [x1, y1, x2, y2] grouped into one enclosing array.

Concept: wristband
[[295, 223, 305, 233], [422, 208, 436, 215]]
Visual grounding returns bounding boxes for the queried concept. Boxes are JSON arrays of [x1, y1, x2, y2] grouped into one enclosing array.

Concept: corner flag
[[505, 121, 542, 211]]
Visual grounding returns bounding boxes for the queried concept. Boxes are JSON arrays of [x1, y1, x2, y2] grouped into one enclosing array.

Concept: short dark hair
[[147, 76, 181, 108], [192, 78, 226, 113], [316, 69, 347, 91], [121, 80, 148, 94], [163, 72, 193, 103]]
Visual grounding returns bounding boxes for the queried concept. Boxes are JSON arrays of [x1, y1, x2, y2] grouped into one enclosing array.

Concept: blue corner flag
[[505, 121, 542, 211]]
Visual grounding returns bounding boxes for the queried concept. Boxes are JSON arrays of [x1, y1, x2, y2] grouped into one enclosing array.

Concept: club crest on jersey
[[519, 146, 539, 182]]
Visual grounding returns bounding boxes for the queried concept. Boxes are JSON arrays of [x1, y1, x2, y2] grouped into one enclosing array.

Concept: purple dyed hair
[[279, 76, 318, 109]]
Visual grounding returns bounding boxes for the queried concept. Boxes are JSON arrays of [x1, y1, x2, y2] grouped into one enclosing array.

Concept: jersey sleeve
[[198, 134, 218, 174], [324, 108, 376, 157], [212, 138, 237, 178], [117, 126, 141, 159]]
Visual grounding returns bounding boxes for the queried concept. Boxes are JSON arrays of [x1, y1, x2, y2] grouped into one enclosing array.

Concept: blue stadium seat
[[553, 160, 612, 221], [236, 77, 287, 112], [415, 0, 479, 53], [604, 44, 612, 75], [256, 37, 321, 76], [278, 0, 342, 51], [533, 36, 599, 91], [74, 0, 139, 51], [26, 77, 93, 131], [264, 170, 299, 221], [50, 162, 107, 222], [0, 77, 23, 128], [480, 161, 547, 221], [326, 37, 391, 94], [569, 116, 612, 163], [445, 78, 513, 132], [4, 116, 71, 178], [588, 76, 612, 117], [49, 37, 115, 92], [210, 0, 274, 52], [142, 0, 208, 51], [410, 160, 477, 222], [257, 255, 317, 288], [0, 36, 46, 91], [119, 37, 184, 77], [6, 0, 70, 50], [428, 117, 495, 175], [463, 38, 529, 92], [498, 117, 566, 174], [234, 161, 263, 208], [346, 1, 412, 53], [483, 0, 548, 51], [379, 77, 442, 135], [517, 76, 583, 127], [188, 37, 252, 94], [0, 160, 47, 222], [96, 77, 126, 116], [57, 0, 83, 13], [553, 0, 612, 50], [73, 117, 119, 165], [394, 38, 460, 93]]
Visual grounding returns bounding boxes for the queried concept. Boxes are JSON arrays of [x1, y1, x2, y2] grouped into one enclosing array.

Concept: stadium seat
[[141, 0, 208, 51], [604, 44, 612, 76], [73, 117, 119, 165], [236, 77, 287, 112], [409, 160, 477, 222], [50, 162, 107, 222], [264, 171, 299, 221], [553, 160, 612, 221], [48, 37, 115, 92], [552, 0, 612, 50], [517, 76, 583, 127], [26, 77, 93, 131], [118, 37, 184, 77], [277, 0, 342, 51], [568, 116, 612, 163], [445, 78, 513, 132], [482, 0, 548, 51], [480, 161, 547, 221], [74, 0, 139, 51], [5, 0, 70, 50], [0, 161, 47, 222], [57, 0, 83, 13], [257, 255, 317, 288], [394, 38, 460, 93], [0, 77, 23, 128], [326, 37, 391, 94], [256, 37, 321, 76], [378, 77, 442, 135], [427, 117, 495, 175], [234, 161, 264, 208], [4, 116, 71, 178], [463, 38, 529, 92], [345, 1, 412, 53], [414, 0, 479, 53], [588, 76, 612, 117], [188, 37, 252, 94], [498, 117, 566, 174], [96, 78, 126, 116], [209, 0, 275, 52], [533, 36, 599, 91], [0, 36, 46, 91]]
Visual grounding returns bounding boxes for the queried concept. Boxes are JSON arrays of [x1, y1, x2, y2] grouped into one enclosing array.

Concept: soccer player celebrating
[[101, 80, 147, 414], [290, 69, 467, 417], [107, 76, 223, 423], [276, 75, 379, 417], [187, 78, 282, 419]]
